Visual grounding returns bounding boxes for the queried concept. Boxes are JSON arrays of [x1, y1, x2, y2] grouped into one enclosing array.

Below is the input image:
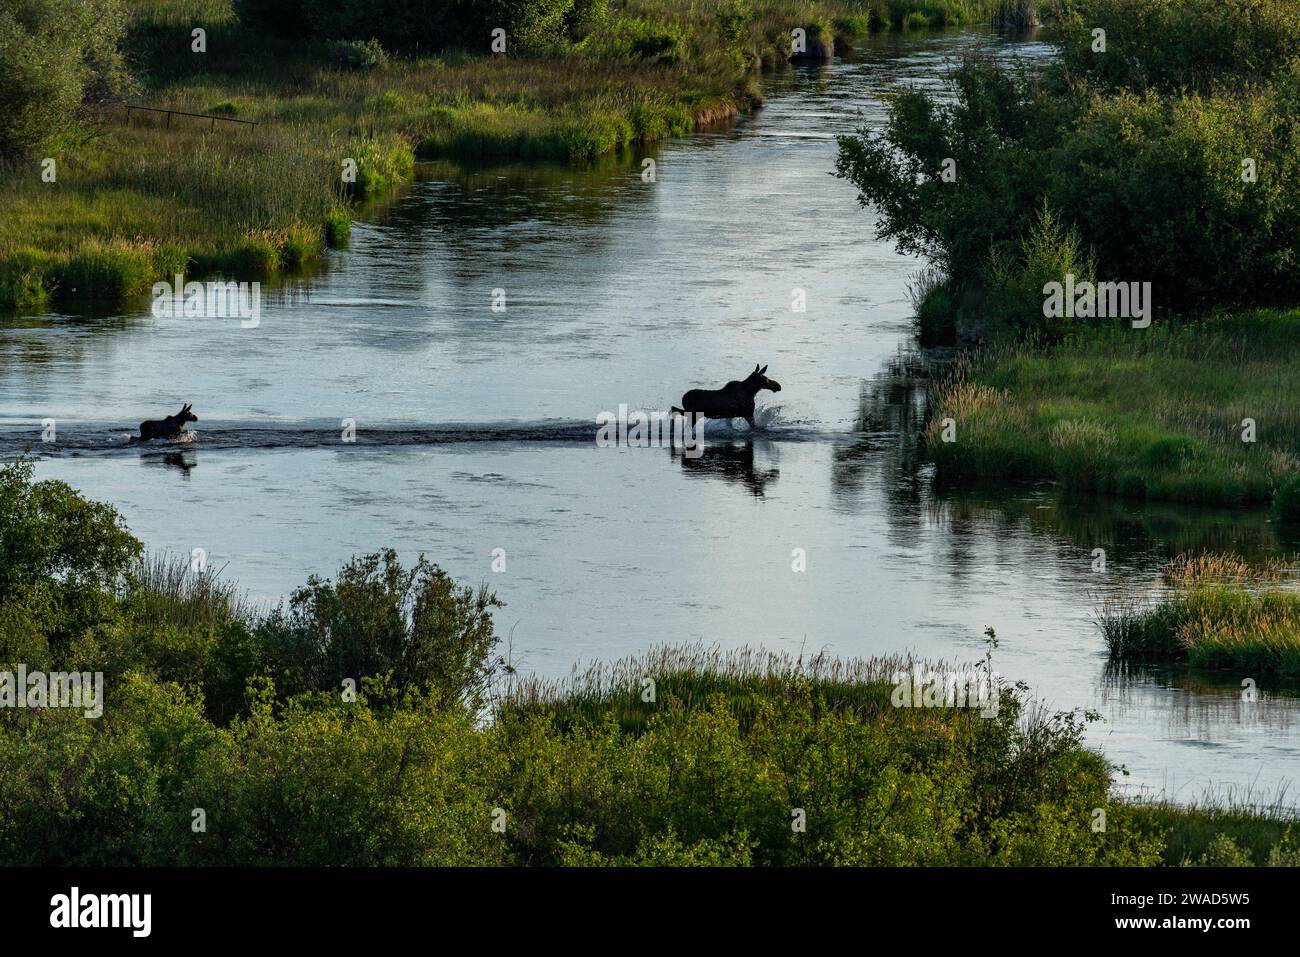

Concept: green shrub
[[0, 459, 140, 652], [565, 0, 608, 41], [0, 0, 132, 160], [326, 37, 388, 70], [836, 55, 1300, 323], [1052, 0, 1300, 95], [257, 549, 503, 709], [1192, 833, 1255, 867]]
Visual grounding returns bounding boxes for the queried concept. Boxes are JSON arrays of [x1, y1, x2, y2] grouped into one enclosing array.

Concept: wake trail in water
[[0, 413, 845, 457]]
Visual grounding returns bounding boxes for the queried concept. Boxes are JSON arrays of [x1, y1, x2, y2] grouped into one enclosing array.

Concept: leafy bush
[[836, 53, 1300, 337], [1052, 0, 1300, 95], [565, 0, 608, 41], [0, 0, 133, 160], [0, 459, 140, 652], [258, 549, 503, 708], [326, 37, 388, 70]]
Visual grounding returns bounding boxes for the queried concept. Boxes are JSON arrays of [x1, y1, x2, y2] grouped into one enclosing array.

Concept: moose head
[[745, 364, 781, 394]]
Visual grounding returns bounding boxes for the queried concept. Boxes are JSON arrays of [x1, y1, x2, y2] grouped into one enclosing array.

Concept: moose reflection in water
[[674, 438, 780, 497], [141, 448, 198, 478]]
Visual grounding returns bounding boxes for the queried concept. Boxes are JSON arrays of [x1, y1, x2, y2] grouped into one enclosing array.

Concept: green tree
[[260, 549, 503, 709], [0, 0, 132, 160], [0, 458, 140, 652]]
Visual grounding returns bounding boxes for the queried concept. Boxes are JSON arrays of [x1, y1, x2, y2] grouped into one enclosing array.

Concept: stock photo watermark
[[152, 275, 261, 328], [0, 667, 103, 719], [596, 404, 706, 458]]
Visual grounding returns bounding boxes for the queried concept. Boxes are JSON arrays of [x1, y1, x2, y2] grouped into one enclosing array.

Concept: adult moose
[[672, 364, 782, 430], [134, 403, 198, 442]]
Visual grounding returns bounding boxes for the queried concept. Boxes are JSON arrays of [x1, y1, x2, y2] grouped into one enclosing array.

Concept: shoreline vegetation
[[834, 0, 1300, 511], [1101, 553, 1300, 681], [0, 0, 1019, 311], [1, 458, 1297, 866]]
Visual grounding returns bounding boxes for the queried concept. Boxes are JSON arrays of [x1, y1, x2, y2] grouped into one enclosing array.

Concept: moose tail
[[670, 406, 686, 417]]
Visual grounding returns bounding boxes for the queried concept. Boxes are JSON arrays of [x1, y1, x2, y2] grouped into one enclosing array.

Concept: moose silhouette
[[671, 364, 782, 430], [134, 403, 198, 442]]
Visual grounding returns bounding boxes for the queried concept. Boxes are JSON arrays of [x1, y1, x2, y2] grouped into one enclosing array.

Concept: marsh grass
[[991, 0, 1039, 29], [927, 310, 1300, 507], [1098, 552, 1300, 679], [120, 552, 257, 631], [1127, 794, 1300, 866], [501, 642, 923, 731]]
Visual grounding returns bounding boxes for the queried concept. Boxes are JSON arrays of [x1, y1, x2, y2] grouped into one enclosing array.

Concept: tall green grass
[[1128, 797, 1300, 866], [119, 552, 257, 632], [991, 0, 1039, 29], [927, 310, 1300, 506], [1097, 553, 1300, 679]]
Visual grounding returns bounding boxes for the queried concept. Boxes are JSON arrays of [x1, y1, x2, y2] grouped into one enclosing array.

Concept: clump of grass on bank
[[119, 553, 257, 632], [926, 310, 1300, 506], [991, 0, 1039, 29], [504, 643, 910, 732], [1128, 798, 1300, 866], [1098, 552, 1300, 679]]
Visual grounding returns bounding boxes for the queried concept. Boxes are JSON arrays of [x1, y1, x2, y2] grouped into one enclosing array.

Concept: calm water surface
[[4, 29, 1298, 806]]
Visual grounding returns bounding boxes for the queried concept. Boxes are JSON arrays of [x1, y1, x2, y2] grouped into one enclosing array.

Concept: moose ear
[[760, 365, 768, 374], [754, 363, 761, 373]]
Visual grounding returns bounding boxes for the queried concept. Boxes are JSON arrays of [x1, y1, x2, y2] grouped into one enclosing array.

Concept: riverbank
[[0, 0, 1018, 311], [1, 457, 1296, 866], [926, 310, 1300, 507], [833, 0, 1300, 509]]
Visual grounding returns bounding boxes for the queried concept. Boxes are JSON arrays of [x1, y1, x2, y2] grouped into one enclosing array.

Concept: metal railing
[[124, 104, 259, 130]]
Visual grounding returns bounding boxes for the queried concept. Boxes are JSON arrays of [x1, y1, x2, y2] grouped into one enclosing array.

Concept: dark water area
[[4, 28, 1299, 807]]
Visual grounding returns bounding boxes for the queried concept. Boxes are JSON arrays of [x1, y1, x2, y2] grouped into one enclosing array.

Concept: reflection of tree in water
[[833, 346, 947, 550], [674, 438, 779, 498], [846, 343, 1290, 585]]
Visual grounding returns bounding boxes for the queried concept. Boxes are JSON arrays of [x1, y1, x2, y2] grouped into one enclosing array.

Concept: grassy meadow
[[926, 310, 1300, 506], [0, 0, 1016, 311]]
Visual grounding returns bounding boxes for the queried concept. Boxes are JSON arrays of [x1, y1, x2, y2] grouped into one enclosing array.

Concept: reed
[[1097, 552, 1300, 679], [120, 552, 258, 631], [500, 641, 922, 730], [991, 0, 1039, 29]]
